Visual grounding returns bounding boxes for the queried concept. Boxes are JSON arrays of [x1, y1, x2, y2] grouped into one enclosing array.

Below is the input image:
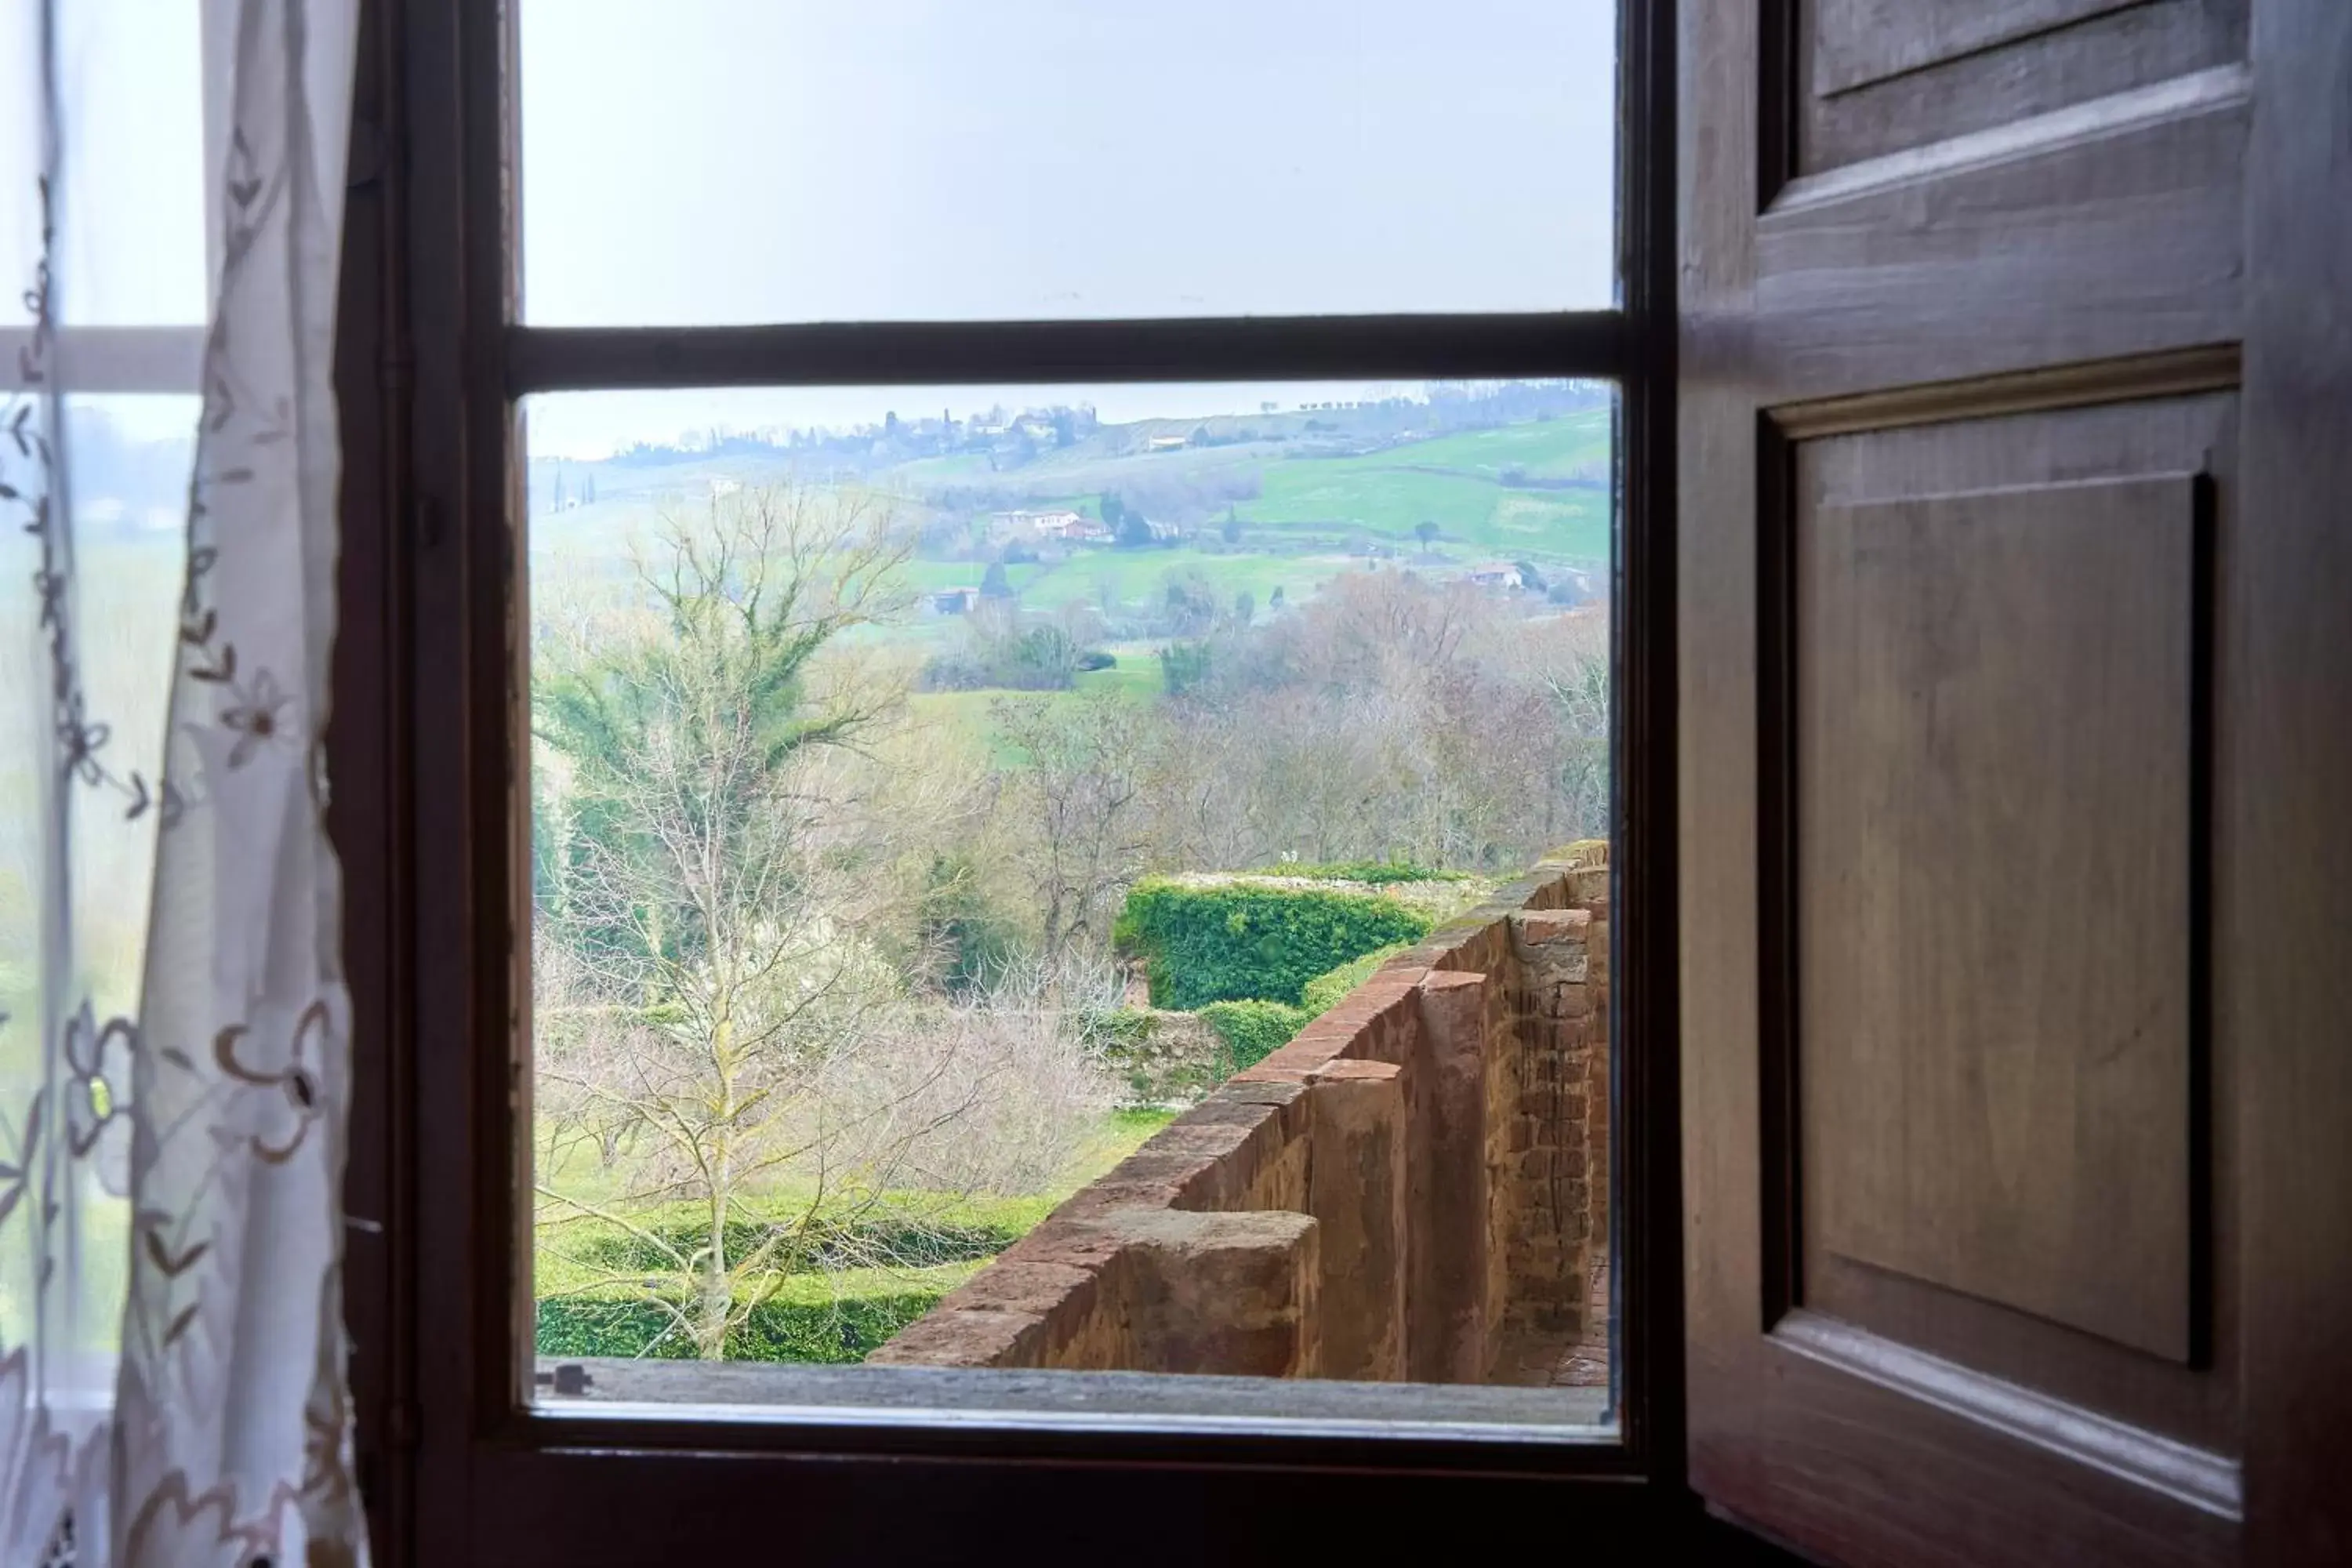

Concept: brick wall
[[871, 844, 1611, 1388]]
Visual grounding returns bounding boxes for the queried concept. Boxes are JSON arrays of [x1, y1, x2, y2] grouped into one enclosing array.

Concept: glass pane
[[517, 2, 1618, 325], [1, 395, 192, 1366], [521, 380, 1617, 1431], [0, 2, 209, 327]]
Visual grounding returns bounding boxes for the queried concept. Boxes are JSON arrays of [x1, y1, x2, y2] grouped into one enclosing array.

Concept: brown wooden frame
[[1675, 4, 2352, 1565], [331, 0, 1699, 1558]]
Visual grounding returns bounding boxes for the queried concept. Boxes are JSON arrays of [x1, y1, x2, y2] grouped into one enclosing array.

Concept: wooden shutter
[[1678, 3, 2352, 1563]]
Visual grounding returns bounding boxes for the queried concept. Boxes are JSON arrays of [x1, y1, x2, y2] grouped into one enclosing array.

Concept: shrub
[[1087, 1004, 1159, 1055], [1301, 942, 1411, 1015], [535, 1269, 960, 1363], [1263, 861, 1468, 886], [1159, 641, 1214, 695], [1088, 1006, 1235, 1105], [919, 619, 1095, 692], [566, 1213, 1027, 1277], [1113, 881, 1432, 1010], [914, 855, 1022, 994], [1199, 999, 1311, 1073]]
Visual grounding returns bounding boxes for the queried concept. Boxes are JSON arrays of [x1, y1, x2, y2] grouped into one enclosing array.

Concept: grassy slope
[[914, 415, 1613, 614], [909, 653, 1163, 765], [1014, 546, 1338, 613], [532, 1109, 1178, 1315], [1363, 414, 1609, 479], [1240, 414, 1610, 559], [535, 416, 1613, 622], [1073, 654, 1167, 699]]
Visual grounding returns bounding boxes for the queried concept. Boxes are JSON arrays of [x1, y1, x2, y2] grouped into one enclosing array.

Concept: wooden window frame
[[337, 0, 1691, 1556]]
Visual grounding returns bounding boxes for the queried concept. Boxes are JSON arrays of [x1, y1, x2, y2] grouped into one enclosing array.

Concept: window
[[523, 377, 1619, 1423], [394, 0, 1677, 1548], [1, 0, 216, 1392], [516, 0, 1627, 1426]]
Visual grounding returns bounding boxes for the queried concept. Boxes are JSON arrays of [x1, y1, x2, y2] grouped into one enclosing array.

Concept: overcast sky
[[2, 2, 1615, 456], [0, 2, 208, 328], [520, 0, 1615, 457]]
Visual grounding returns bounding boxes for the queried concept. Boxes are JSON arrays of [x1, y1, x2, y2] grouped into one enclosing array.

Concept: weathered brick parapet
[[872, 842, 1611, 1386]]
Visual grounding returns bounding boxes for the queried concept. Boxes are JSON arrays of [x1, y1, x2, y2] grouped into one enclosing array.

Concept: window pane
[[0, 2, 208, 328], [1, 396, 193, 1363], [517, 2, 1618, 325], [522, 380, 1617, 1429]]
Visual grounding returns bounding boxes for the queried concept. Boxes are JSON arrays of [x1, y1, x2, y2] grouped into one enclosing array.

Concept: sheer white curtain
[[0, 2, 368, 1563]]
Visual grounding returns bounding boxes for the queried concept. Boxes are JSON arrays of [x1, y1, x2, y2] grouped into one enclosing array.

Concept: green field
[[1241, 425, 1610, 560], [891, 558, 1044, 594], [533, 412, 1615, 633], [909, 649, 1163, 764], [1358, 412, 1609, 479], [1011, 546, 1338, 614], [1073, 649, 1167, 699]]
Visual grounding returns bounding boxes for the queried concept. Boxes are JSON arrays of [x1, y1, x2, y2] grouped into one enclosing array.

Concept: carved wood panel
[[1756, 393, 2238, 1462], [1813, 0, 2150, 97], [1791, 0, 2245, 180], [1796, 473, 2203, 1363]]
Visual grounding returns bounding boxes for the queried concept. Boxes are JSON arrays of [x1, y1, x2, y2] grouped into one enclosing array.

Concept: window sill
[[532, 1356, 1611, 1440]]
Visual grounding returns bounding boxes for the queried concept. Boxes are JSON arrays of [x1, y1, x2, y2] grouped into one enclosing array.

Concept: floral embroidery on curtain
[[0, 2, 367, 1563]]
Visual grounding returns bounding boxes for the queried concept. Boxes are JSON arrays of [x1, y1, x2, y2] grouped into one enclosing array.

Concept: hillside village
[[527, 379, 1613, 655]]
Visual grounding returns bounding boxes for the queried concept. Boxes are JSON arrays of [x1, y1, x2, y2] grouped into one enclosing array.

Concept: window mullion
[[1, 326, 208, 396]]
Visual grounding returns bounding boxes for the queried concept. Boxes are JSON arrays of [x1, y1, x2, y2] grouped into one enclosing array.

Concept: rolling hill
[[528, 401, 1614, 622]]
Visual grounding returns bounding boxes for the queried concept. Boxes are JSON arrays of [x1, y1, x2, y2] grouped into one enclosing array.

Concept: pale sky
[[0, 2, 209, 330], [520, 0, 1616, 326], [3, 3, 1617, 456], [520, 0, 1616, 457]]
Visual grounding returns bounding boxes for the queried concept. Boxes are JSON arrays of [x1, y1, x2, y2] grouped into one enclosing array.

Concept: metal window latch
[[532, 1363, 594, 1396]]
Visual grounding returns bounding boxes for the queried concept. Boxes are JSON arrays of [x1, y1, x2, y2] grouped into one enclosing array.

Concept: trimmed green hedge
[[535, 1267, 963, 1363], [1265, 861, 1468, 886], [565, 1214, 1025, 1276], [1301, 942, 1412, 1014], [536, 1290, 943, 1363], [1196, 946, 1414, 1075], [531, 1195, 1053, 1365], [1114, 881, 1433, 1010], [1199, 1000, 1312, 1073]]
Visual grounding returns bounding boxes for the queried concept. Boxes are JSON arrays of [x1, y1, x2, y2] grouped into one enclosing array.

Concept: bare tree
[[532, 485, 953, 1359], [532, 485, 1123, 1359], [1147, 581, 1612, 873], [1543, 652, 1612, 844], [990, 692, 1161, 963]]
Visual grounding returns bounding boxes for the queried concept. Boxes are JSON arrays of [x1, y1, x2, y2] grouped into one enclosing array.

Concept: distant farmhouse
[[986, 509, 1110, 545], [1465, 561, 1526, 590]]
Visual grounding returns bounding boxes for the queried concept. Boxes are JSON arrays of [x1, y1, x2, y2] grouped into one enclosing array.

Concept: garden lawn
[[531, 1103, 1176, 1364], [1244, 460, 1607, 561]]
